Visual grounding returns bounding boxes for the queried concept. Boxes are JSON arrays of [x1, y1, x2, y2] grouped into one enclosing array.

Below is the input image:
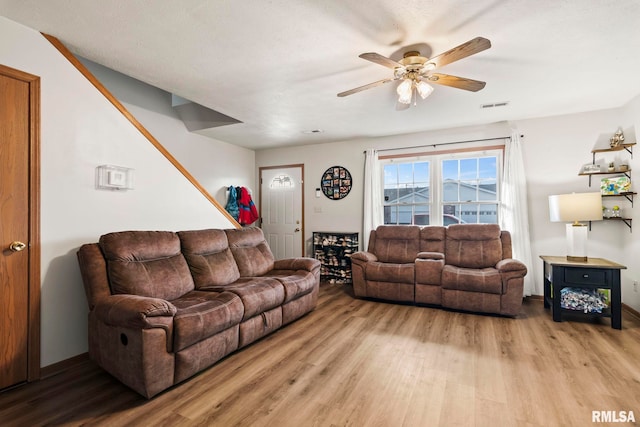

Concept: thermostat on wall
[[96, 165, 134, 191]]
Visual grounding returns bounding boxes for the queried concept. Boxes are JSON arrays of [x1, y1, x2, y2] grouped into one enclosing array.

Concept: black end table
[[540, 256, 626, 330]]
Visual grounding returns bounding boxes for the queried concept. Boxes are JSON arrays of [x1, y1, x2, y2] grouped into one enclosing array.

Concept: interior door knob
[[294, 228, 301, 232], [9, 241, 26, 252]]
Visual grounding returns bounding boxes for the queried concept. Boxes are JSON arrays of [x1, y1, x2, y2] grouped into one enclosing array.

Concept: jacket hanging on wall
[[238, 186, 259, 225], [225, 186, 239, 221]]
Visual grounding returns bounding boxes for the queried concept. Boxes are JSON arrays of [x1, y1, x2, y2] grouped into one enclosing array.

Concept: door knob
[[294, 228, 301, 232], [9, 241, 27, 252]]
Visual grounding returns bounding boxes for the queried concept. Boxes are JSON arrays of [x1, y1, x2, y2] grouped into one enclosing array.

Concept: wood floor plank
[[2, 284, 640, 426]]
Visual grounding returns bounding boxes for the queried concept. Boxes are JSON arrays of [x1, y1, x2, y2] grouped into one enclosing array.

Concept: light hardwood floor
[[2, 284, 640, 426]]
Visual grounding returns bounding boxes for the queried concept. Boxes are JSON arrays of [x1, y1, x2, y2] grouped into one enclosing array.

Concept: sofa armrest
[[496, 258, 527, 274], [417, 251, 444, 260], [415, 256, 444, 287], [351, 251, 378, 263], [273, 257, 321, 273], [93, 294, 177, 329], [497, 259, 528, 296]]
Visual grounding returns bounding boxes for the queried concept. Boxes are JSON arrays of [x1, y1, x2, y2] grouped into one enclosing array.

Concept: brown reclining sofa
[[77, 227, 320, 398], [351, 224, 527, 316]]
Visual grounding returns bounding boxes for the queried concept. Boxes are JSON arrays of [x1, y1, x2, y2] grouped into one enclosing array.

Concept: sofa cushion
[[225, 228, 275, 276], [264, 270, 316, 303], [201, 277, 285, 320], [441, 265, 503, 294], [366, 261, 415, 284], [500, 230, 513, 259], [100, 231, 194, 301], [372, 225, 420, 263], [445, 224, 503, 268], [172, 290, 243, 352], [419, 226, 446, 253], [178, 229, 241, 288]]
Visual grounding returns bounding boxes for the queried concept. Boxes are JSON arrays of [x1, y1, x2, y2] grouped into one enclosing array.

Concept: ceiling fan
[[337, 37, 491, 109]]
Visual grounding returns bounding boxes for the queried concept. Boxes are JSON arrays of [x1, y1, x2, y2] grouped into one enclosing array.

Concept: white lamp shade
[[416, 81, 434, 99], [548, 192, 603, 223], [396, 79, 413, 104]]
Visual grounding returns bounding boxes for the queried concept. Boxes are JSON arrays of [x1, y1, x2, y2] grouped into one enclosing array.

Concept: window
[[382, 149, 501, 225], [384, 161, 429, 225], [269, 174, 294, 189]]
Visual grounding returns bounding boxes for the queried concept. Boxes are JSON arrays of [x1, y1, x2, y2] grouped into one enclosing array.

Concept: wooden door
[[259, 165, 304, 259], [0, 64, 40, 389]]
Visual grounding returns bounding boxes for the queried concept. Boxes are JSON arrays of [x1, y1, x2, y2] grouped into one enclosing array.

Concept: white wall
[[620, 95, 640, 309], [0, 17, 250, 366], [257, 106, 640, 309], [79, 59, 255, 204]]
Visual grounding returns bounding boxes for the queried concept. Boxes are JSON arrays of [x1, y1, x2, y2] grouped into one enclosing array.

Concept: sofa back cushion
[[500, 230, 513, 259], [225, 227, 275, 276], [99, 231, 194, 301], [372, 225, 420, 263], [419, 226, 446, 253], [178, 229, 241, 288], [445, 224, 503, 268]]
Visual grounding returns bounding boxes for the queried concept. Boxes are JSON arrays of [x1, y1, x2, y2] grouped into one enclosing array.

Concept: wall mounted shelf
[[602, 191, 636, 205], [581, 141, 635, 232], [591, 142, 635, 158]]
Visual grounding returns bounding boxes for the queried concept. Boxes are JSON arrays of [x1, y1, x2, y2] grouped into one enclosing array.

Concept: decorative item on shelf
[[609, 129, 625, 148], [619, 164, 629, 172], [549, 192, 603, 262], [612, 205, 621, 217], [608, 162, 615, 172], [601, 176, 631, 195], [581, 163, 601, 174]]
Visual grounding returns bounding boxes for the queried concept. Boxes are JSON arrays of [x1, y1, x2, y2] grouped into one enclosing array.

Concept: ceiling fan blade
[[428, 73, 486, 92], [359, 52, 403, 69], [427, 37, 491, 69], [337, 78, 394, 97]]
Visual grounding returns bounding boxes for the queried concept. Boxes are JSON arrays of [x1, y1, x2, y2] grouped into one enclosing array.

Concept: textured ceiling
[[1, 0, 639, 149]]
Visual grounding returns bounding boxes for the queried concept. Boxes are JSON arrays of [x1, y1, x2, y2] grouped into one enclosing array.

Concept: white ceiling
[[2, 0, 640, 150]]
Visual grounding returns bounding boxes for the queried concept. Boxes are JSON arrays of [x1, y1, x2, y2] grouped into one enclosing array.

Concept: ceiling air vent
[[481, 101, 509, 109]]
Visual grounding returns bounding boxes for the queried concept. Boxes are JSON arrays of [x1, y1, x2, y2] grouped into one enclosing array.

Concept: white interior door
[[260, 166, 303, 259]]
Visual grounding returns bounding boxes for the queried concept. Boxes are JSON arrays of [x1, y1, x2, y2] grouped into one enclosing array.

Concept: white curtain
[[499, 130, 535, 296], [363, 149, 383, 251]]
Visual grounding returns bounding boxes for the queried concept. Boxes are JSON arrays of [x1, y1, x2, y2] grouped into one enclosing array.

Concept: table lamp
[[548, 192, 603, 262]]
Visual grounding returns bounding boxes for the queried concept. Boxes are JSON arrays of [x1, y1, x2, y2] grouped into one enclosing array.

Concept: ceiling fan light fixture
[[397, 79, 413, 104], [393, 67, 406, 79], [421, 62, 436, 73], [416, 81, 434, 99]]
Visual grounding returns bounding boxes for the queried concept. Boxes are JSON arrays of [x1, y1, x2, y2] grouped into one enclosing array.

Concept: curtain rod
[[365, 135, 523, 154]]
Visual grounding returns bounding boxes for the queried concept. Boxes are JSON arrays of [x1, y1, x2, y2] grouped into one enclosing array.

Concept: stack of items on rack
[[225, 186, 259, 225], [313, 232, 358, 284], [560, 287, 608, 313]]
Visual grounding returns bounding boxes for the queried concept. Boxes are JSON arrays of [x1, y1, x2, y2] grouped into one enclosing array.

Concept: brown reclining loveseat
[[351, 223, 527, 316]]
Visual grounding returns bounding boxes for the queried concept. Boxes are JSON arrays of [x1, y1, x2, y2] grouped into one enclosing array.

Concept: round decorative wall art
[[320, 166, 352, 200]]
